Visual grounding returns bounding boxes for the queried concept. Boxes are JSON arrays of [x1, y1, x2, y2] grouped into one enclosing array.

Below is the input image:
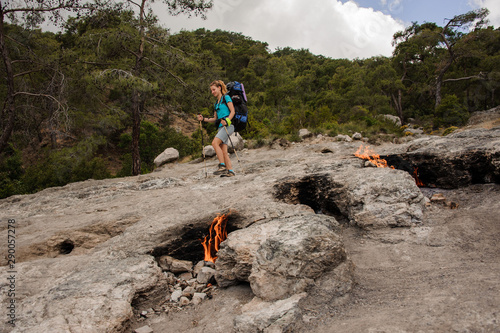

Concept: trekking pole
[[199, 118, 208, 178], [224, 125, 244, 174]]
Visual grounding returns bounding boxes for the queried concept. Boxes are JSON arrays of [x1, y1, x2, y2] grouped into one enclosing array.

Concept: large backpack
[[224, 81, 248, 132]]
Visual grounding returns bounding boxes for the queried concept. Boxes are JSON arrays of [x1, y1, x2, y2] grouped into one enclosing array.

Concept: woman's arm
[[197, 112, 216, 123]]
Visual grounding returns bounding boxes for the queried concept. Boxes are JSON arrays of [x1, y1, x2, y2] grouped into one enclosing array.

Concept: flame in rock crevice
[[354, 144, 394, 169], [413, 167, 425, 187], [201, 214, 228, 263]]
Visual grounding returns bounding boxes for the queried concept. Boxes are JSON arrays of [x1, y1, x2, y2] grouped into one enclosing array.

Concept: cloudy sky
[[151, 0, 500, 59]]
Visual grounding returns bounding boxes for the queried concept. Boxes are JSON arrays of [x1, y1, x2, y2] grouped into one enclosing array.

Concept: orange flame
[[354, 144, 395, 169], [201, 214, 228, 263], [413, 167, 425, 187]]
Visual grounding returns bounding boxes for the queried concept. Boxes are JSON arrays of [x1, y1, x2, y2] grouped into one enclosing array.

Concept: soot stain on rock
[[273, 174, 349, 224]]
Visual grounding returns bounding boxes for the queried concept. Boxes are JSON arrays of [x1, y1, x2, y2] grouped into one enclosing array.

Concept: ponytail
[[210, 80, 227, 95]]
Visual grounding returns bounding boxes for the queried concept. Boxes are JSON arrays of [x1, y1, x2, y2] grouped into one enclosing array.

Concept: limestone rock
[[134, 325, 154, 333], [7, 255, 164, 333], [338, 168, 426, 229], [380, 114, 402, 127], [182, 286, 195, 298], [216, 214, 350, 301], [228, 132, 244, 153], [352, 132, 362, 140], [299, 129, 312, 139], [192, 293, 207, 305], [203, 145, 216, 157], [271, 138, 291, 150], [397, 127, 500, 188], [157, 255, 192, 273], [171, 289, 183, 302], [404, 127, 424, 135], [274, 168, 426, 229], [154, 147, 179, 167], [179, 296, 190, 306], [249, 215, 346, 301], [233, 293, 306, 333], [335, 134, 352, 142], [467, 106, 500, 126], [197, 267, 216, 284]]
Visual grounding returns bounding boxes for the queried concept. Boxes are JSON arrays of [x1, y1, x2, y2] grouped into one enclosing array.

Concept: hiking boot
[[221, 170, 235, 177], [213, 163, 227, 175]]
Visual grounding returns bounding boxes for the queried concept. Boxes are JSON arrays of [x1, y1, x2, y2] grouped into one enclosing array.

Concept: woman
[[197, 80, 236, 177]]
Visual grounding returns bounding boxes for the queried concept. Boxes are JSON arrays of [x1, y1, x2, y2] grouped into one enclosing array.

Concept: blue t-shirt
[[214, 95, 232, 127]]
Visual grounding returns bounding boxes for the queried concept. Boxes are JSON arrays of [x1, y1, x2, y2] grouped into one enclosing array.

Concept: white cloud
[[470, 0, 500, 27], [152, 0, 404, 59]]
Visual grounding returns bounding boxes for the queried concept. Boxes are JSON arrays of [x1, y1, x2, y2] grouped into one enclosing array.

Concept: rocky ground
[[0, 113, 499, 333]]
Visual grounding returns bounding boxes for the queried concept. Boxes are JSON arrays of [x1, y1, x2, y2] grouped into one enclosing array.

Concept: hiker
[[197, 80, 236, 177]]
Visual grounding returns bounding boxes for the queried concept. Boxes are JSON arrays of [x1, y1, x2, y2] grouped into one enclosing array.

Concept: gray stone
[[196, 267, 216, 284], [193, 260, 205, 276], [352, 132, 362, 140], [192, 293, 207, 305], [299, 128, 312, 139], [170, 289, 183, 302], [467, 106, 500, 126], [227, 132, 245, 153], [216, 214, 350, 301], [134, 325, 154, 333], [335, 134, 352, 142], [157, 256, 192, 273], [203, 145, 216, 157], [234, 293, 306, 333], [182, 286, 195, 298], [404, 127, 424, 135], [154, 147, 179, 167], [380, 114, 402, 127], [179, 296, 190, 306]]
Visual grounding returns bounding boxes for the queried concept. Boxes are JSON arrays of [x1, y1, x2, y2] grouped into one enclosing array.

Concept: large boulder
[[380, 114, 402, 127], [299, 129, 313, 139], [203, 145, 216, 157], [337, 168, 426, 229], [274, 168, 427, 229], [394, 127, 500, 188], [227, 132, 244, 153], [215, 214, 352, 301], [6, 254, 164, 333], [153, 148, 179, 167]]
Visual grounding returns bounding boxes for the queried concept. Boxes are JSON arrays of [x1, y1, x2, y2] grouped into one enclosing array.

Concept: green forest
[[1, 1, 499, 198]]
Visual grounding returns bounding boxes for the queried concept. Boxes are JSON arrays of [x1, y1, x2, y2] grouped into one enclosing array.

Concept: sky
[[150, 0, 500, 59]]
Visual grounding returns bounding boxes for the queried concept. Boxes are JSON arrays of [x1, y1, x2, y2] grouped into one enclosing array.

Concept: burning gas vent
[[380, 151, 499, 189], [150, 213, 239, 263], [354, 144, 499, 188], [355, 144, 424, 186]]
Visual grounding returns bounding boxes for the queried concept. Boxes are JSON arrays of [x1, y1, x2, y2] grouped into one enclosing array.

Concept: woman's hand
[[197, 114, 204, 122]]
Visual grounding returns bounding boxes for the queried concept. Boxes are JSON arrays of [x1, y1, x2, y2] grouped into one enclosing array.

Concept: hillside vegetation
[[1, 7, 499, 198]]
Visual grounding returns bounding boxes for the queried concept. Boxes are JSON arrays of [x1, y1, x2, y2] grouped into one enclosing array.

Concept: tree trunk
[[392, 90, 404, 123], [130, 0, 147, 176], [435, 60, 453, 109], [0, 12, 16, 154], [132, 89, 141, 175]]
